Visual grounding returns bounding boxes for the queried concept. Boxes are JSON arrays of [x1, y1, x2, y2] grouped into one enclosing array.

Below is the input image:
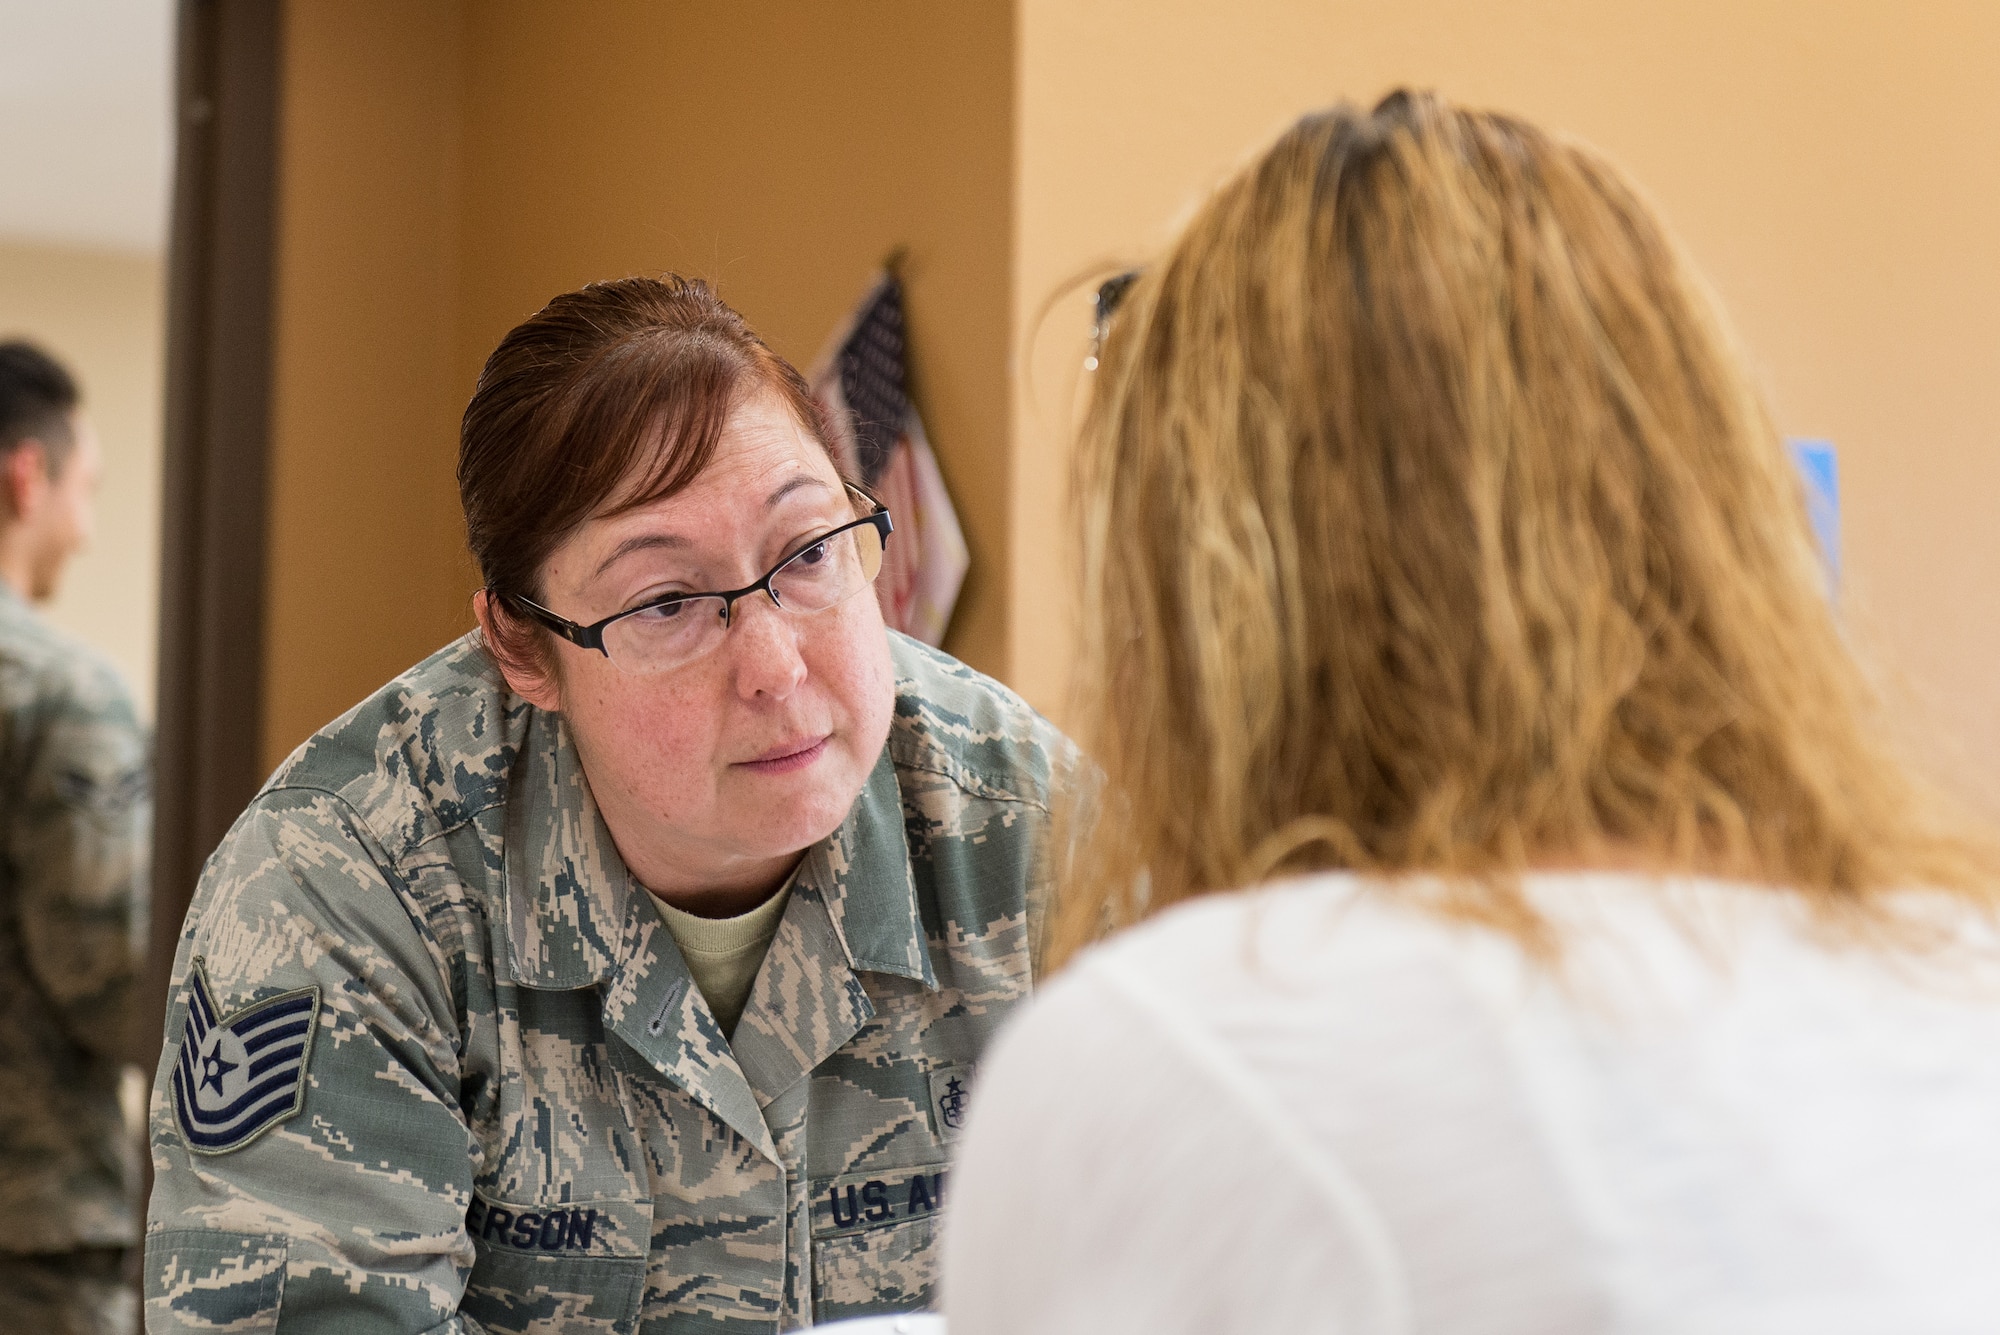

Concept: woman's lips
[[736, 735, 830, 775]]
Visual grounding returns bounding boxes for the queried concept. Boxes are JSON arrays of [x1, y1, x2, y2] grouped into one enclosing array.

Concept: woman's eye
[[633, 599, 691, 622], [794, 540, 831, 567]]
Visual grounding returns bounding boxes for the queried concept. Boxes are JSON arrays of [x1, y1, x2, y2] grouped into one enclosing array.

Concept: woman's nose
[[728, 593, 808, 699]]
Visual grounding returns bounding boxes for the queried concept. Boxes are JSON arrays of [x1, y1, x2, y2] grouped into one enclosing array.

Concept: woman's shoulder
[[885, 632, 1078, 813], [254, 632, 532, 864], [967, 876, 1491, 1208], [997, 876, 1488, 1103], [1073, 873, 1470, 994], [1063, 870, 2000, 1054], [179, 639, 524, 1027]]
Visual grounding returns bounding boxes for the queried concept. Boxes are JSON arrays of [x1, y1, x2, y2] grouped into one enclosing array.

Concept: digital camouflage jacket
[[144, 632, 1071, 1334], [0, 583, 149, 1256]]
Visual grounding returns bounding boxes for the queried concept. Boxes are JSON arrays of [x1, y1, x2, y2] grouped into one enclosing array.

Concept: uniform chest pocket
[[809, 1164, 948, 1324], [460, 1194, 650, 1335]]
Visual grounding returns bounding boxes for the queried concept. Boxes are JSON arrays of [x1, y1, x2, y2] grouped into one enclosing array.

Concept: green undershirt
[[650, 868, 797, 1039]]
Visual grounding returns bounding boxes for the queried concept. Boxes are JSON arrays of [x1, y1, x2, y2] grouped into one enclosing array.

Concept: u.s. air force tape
[[170, 958, 321, 1155]]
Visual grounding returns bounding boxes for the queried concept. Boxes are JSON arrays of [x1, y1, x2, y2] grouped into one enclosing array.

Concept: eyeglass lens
[[600, 519, 887, 674]]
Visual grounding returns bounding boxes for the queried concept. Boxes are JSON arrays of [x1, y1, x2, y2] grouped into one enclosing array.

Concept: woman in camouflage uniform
[[145, 277, 1072, 1333]]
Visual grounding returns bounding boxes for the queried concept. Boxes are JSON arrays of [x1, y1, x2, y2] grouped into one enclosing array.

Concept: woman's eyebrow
[[766, 474, 833, 507], [594, 532, 688, 577], [591, 478, 835, 577]]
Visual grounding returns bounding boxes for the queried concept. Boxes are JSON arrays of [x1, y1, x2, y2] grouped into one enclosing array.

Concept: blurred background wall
[[0, 243, 164, 712], [265, 0, 471, 770], [0, 1, 172, 716], [263, 0, 1014, 770], [1009, 0, 2000, 786], [1, 0, 1984, 1252], [0, 0, 1979, 1026], [176, 0, 2000, 788]]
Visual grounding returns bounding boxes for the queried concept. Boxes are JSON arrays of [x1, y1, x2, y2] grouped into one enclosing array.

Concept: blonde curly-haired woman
[[943, 91, 2000, 1334]]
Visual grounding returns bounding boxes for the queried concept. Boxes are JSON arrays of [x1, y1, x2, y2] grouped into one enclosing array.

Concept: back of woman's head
[[1057, 89, 1990, 963]]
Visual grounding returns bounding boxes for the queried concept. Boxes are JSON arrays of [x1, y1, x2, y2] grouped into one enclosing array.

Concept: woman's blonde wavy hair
[[1051, 89, 1995, 968]]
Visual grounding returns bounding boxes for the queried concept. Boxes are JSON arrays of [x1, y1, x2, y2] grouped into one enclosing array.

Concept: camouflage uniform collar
[[803, 741, 937, 990], [500, 706, 936, 996], [499, 703, 937, 1152]]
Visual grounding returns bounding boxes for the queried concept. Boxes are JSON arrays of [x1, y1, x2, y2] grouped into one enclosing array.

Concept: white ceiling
[[0, 0, 174, 254]]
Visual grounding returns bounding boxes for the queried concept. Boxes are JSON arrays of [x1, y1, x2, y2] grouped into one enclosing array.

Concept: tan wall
[[457, 0, 1016, 677], [0, 240, 162, 717], [265, 0, 474, 770], [268, 4, 2000, 787], [1012, 0, 2000, 788], [265, 0, 1016, 767]]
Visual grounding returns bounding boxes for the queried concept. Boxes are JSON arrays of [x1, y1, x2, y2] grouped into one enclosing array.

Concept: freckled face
[[531, 392, 895, 902]]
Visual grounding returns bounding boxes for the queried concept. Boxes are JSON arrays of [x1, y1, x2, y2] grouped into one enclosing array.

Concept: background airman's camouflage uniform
[[0, 584, 151, 1335], [145, 631, 1072, 1333]]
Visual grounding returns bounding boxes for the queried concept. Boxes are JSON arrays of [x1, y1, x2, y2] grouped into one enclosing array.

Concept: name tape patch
[[467, 1197, 607, 1254], [171, 958, 321, 1155]]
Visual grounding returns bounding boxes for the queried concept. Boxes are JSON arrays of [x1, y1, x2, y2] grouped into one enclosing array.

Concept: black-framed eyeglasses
[[503, 505, 894, 676], [1085, 269, 1141, 370]]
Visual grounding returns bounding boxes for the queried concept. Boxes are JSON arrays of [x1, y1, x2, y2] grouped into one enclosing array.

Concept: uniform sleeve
[[1026, 738, 1096, 983], [4, 667, 149, 1059], [144, 790, 490, 1334]]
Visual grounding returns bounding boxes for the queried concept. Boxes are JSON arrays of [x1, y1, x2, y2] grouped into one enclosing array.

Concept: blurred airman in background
[[0, 340, 149, 1335]]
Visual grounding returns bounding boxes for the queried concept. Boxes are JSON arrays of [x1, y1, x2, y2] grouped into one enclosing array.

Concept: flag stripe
[[811, 271, 967, 647], [836, 277, 912, 486]]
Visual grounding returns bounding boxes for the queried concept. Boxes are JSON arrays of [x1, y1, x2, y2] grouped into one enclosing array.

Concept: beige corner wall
[[265, 0, 474, 770], [266, 0, 1016, 768], [456, 0, 1016, 677], [0, 240, 162, 717], [1011, 0, 2000, 787], [268, 4, 2000, 784]]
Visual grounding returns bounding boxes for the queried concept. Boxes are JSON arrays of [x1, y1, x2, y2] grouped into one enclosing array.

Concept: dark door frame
[[142, 0, 282, 1074]]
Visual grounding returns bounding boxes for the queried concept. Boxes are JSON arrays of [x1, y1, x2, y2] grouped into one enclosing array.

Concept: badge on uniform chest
[[926, 1063, 973, 1142]]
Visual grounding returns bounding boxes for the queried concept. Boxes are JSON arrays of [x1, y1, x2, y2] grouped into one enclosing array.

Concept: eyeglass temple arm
[[500, 591, 606, 652]]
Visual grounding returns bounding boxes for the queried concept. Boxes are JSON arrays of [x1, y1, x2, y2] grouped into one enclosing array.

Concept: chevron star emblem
[[170, 958, 322, 1156]]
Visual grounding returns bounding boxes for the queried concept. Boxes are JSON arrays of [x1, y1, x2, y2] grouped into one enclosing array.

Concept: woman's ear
[[473, 590, 563, 712]]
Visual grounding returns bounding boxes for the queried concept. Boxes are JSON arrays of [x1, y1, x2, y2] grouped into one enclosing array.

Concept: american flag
[[810, 271, 968, 647]]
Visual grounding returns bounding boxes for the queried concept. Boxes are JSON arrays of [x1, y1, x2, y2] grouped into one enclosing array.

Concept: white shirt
[[943, 872, 2000, 1334]]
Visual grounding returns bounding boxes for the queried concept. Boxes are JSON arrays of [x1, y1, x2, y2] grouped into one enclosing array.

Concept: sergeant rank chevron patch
[[170, 958, 321, 1155]]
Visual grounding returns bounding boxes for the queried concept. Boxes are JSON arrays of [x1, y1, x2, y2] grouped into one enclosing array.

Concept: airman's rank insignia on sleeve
[[170, 958, 321, 1155]]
